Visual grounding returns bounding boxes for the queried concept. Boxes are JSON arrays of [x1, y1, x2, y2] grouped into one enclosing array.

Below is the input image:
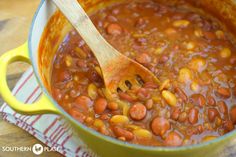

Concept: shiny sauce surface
[[51, 0, 236, 146]]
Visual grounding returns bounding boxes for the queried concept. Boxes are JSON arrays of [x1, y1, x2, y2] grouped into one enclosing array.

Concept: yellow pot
[[1, 0, 236, 156]]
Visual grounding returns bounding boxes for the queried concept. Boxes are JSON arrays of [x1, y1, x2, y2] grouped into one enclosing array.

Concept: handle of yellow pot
[[0, 42, 60, 115]]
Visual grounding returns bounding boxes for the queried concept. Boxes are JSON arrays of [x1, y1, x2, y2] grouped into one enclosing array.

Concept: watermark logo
[[32, 144, 43, 155], [1, 143, 61, 155]]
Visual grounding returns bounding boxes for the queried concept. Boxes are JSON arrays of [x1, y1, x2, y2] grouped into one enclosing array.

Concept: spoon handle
[[52, 0, 120, 67]]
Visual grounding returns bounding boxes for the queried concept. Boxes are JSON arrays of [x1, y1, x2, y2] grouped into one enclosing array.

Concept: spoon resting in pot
[[52, 0, 159, 95]]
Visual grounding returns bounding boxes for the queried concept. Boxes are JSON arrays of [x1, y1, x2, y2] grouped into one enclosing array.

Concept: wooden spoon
[[52, 0, 159, 94]]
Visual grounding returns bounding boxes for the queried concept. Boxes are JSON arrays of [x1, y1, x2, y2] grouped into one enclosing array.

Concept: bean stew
[[51, 0, 236, 146]]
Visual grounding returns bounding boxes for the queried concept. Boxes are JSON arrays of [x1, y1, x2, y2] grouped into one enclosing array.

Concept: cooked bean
[[185, 42, 195, 50], [125, 124, 140, 130], [137, 88, 151, 101], [85, 116, 94, 125], [171, 107, 181, 120], [113, 126, 134, 141], [223, 120, 234, 132], [178, 112, 188, 122], [119, 92, 137, 102], [108, 102, 119, 111], [217, 101, 228, 114], [133, 129, 152, 139], [88, 83, 98, 100], [230, 106, 236, 124], [173, 20, 190, 28], [145, 99, 153, 110], [70, 109, 86, 123], [129, 103, 147, 120], [135, 52, 151, 65], [175, 87, 188, 102], [165, 131, 183, 146], [190, 94, 206, 108], [194, 29, 203, 37], [165, 27, 177, 35], [162, 90, 177, 107], [93, 119, 105, 128], [151, 117, 170, 136], [189, 57, 206, 72], [94, 98, 108, 114], [197, 125, 204, 133], [208, 108, 220, 122], [220, 48, 231, 58], [188, 107, 199, 124], [107, 23, 122, 35], [215, 87, 231, 99], [190, 82, 200, 92], [207, 96, 216, 106], [75, 96, 92, 113], [99, 126, 110, 135], [178, 68, 192, 83], [65, 55, 73, 67], [143, 82, 159, 89], [110, 115, 129, 125], [59, 70, 72, 82]]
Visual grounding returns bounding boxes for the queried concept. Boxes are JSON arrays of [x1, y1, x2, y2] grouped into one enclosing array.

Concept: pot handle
[[0, 42, 60, 114]]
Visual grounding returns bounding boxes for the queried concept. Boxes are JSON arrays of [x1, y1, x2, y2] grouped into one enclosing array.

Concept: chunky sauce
[[51, 0, 236, 146]]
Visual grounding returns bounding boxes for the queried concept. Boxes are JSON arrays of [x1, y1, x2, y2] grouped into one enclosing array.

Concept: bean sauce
[[51, 0, 236, 146]]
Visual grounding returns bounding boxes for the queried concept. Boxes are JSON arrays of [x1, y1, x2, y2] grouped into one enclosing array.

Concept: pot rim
[[28, 0, 236, 152]]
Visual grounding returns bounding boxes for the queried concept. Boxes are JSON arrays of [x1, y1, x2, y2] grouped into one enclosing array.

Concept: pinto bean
[[137, 88, 151, 101], [171, 107, 181, 120], [143, 82, 159, 89], [151, 117, 170, 136], [113, 126, 134, 141], [178, 112, 187, 122], [207, 96, 216, 106], [75, 96, 92, 114], [230, 106, 236, 124], [94, 98, 108, 114], [208, 108, 220, 122], [223, 120, 234, 132], [107, 23, 123, 35], [215, 87, 231, 99], [129, 103, 147, 120], [190, 94, 206, 108], [164, 131, 183, 146], [217, 101, 228, 114], [70, 109, 86, 123], [175, 87, 188, 102], [188, 108, 199, 124], [119, 92, 137, 102], [145, 99, 153, 110]]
